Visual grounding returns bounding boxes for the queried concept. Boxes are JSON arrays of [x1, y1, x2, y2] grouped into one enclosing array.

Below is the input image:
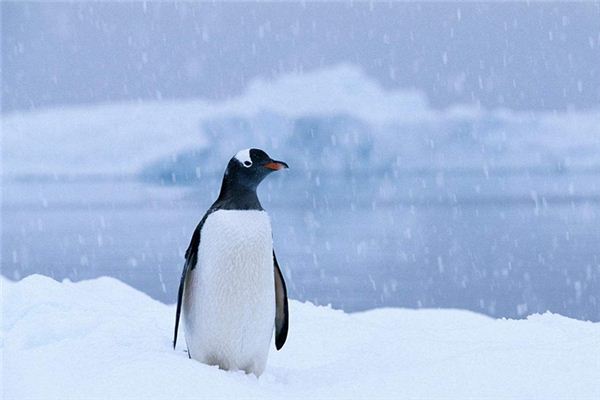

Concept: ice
[[2, 65, 599, 178]]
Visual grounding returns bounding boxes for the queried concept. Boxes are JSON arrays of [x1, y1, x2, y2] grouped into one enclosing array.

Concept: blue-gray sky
[[2, 1, 599, 112]]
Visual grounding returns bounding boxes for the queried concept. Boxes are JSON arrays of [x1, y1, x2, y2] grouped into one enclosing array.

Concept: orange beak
[[264, 160, 289, 171]]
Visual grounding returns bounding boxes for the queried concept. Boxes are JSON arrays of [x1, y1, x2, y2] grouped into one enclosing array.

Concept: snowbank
[[2, 275, 598, 399]]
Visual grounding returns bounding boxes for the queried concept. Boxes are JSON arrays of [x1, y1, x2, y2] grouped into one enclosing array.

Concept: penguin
[[173, 148, 289, 377]]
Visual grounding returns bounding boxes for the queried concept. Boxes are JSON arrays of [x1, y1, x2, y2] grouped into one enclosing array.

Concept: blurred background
[[2, 2, 599, 321]]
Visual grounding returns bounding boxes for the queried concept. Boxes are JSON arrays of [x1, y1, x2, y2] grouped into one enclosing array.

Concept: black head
[[214, 148, 288, 210]]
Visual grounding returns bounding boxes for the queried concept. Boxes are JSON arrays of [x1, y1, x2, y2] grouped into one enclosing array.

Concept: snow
[[233, 64, 429, 123], [2, 275, 599, 399], [2, 64, 600, 177]]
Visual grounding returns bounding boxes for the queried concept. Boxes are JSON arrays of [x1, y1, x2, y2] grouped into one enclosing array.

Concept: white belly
[[182, 210, 275, 376]]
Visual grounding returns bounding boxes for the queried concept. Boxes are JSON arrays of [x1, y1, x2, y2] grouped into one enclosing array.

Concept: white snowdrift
[[1, 275, 598, 399]]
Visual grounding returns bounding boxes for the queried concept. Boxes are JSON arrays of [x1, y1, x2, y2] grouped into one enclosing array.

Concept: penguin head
[[224, 148, 289, 191]]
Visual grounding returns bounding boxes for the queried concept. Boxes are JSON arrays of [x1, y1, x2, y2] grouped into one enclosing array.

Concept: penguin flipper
[[173, 214, 208, 350], [173, 259, 190, 350], [273, 251, 289, 350]]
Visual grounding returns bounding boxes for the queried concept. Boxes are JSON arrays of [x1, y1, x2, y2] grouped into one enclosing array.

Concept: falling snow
[[1, 4, 599, 396]]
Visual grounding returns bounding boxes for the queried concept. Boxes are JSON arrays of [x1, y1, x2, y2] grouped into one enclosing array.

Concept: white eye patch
[[234, 148, 253, 168]]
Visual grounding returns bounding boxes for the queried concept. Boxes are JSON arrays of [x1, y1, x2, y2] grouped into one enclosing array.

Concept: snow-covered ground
[[2, 275, 598, 399]]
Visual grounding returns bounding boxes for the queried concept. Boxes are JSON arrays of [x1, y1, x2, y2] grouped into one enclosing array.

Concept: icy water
[[2, 173, 599, 321]]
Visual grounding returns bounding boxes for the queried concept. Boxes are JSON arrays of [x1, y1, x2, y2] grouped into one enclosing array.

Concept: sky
[[2, 1, 600, 113]]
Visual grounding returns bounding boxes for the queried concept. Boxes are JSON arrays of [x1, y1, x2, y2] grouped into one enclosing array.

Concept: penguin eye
[[243, 161, 252, 168]]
